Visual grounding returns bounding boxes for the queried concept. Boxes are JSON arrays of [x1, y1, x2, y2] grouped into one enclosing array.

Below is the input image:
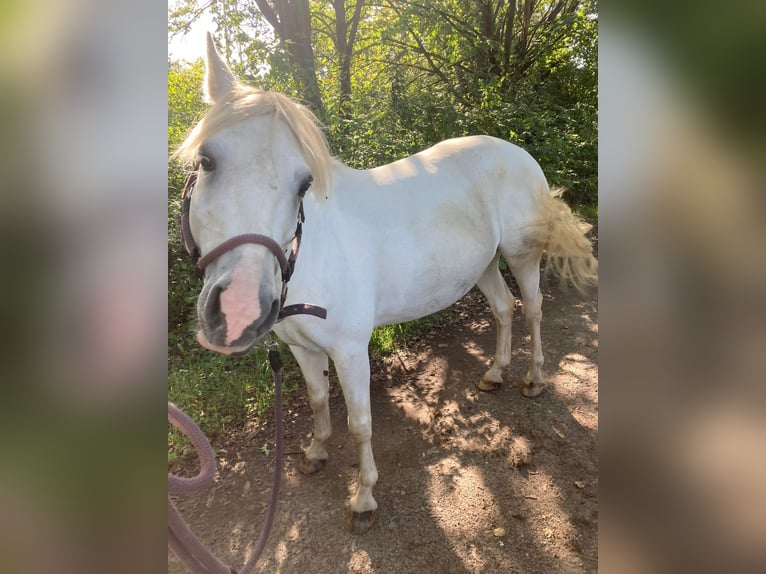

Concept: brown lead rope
[[168, 348, 284, 574]]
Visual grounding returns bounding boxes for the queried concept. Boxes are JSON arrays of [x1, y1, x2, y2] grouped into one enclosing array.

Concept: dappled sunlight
[[461, 388, 480, 405], [461, 340, 492, 362], [424, 459, 500, 571], [387, 356, 450, 426], [560, 352, 594, 367], [520, 471, 581, 564], [171, 453, 310, 574], [568, 403, 599, 433], [580, 312, 599, 332], [547, 350, 599, 435], [256, 516, 305, 574], [273, 536, 289, 571], [453, 410, 516, 453], [169, 292, 599, 573], [395, 396, 435, 426], [466, 317, 493, 334], [283, 471, 304, 489], [363, 282, 598, 571], [169, 252, 598, 573], [553, 352, 598, 392], [347, 548, 374, 571]]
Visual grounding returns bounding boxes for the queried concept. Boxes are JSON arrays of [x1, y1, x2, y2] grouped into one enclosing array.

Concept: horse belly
[[373, 238, 495, 326], [350, 154, 516, 327]]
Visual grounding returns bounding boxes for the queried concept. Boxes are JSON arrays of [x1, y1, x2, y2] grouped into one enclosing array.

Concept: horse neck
[[295, 163, 360, 264]]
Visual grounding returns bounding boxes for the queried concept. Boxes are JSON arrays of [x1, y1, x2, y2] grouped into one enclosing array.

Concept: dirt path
[[169, 278, 598, 573]]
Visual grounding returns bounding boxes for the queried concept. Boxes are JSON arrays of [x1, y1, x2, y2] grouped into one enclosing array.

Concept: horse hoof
[[477, 379, 502, 392], [521, 381, 545, 398], [297, 456, 326, 475], [346, 509, 377, 535]]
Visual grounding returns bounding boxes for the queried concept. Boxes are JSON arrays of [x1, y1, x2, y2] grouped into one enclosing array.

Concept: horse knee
[[307, 387, 328, 411], [525, 304, 541, 326], [491, 294, 514, 324], [348, 417, 372, 444]]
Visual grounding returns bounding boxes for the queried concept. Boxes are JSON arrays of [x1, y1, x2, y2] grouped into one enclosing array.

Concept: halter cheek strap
[[179, 168, 327, 321], [180, 172, 200, 262]]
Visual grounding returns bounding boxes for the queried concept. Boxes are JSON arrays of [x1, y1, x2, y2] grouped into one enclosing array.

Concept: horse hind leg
[[507, 255, 546, 398], [290, 346, 332, 474], [476, 255, 515, 392]]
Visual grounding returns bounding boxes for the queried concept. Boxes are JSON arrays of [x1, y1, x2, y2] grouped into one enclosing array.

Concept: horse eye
[[199, 154, 215, 172], [297, 175, 313, 197]]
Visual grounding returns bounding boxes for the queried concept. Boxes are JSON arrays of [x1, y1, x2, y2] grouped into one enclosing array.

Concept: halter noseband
[[180, 167, 327, 322]]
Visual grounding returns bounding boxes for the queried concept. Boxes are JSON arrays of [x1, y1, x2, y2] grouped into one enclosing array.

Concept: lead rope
[[168, 347, 284, 574]]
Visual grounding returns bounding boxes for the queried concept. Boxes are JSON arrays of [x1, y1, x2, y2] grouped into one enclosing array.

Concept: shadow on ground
[[169, 282, 598, 573]]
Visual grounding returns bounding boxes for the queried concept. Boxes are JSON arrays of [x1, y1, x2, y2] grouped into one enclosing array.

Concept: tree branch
[[385, 0, 482, 45], [169, 0, 216, 38], [252, 0, 281, 37], [347, 0, 366, 56]]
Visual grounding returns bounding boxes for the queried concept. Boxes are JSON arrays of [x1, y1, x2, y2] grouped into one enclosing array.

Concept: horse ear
[[204, 32, 237, 104]]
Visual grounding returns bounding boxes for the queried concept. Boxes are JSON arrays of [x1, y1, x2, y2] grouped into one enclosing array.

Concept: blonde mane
[[174, 86, 334, 198]]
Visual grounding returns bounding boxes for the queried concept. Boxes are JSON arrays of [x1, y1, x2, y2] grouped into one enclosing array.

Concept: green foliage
[[168, 341, 303, 462], [168, 2, 597, 198], [168, 60, 205, 359], [574, 202, 598, 221], [369, 323, 417, 356], [369, 314, 447, 356]]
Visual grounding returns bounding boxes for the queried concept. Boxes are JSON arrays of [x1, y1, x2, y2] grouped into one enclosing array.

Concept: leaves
[[168, 2, 597, 201]]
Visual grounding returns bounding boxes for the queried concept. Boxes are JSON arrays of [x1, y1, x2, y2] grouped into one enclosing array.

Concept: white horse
[[176, 34, 597, 534]]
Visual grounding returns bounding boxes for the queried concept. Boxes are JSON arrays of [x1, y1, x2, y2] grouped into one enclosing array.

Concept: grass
[[168, 341, 302, 464], [369, 313, 447, 355], [574, 202, 598, 221]]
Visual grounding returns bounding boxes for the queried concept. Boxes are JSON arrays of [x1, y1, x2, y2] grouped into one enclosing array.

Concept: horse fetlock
[[478, 367, 503, 392], [306, 437, 329, 457], [477, 380, 502, 392], [299, 441, 329, 474], [298, 454, 327, 475]]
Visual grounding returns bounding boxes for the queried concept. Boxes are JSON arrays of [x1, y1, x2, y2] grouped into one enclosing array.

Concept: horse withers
[[175, 33, 597, 535]]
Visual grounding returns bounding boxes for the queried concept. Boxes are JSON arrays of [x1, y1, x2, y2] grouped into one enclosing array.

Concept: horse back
[[326, 136, 549, 325]]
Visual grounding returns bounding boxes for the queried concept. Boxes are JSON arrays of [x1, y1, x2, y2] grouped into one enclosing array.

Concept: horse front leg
[[290, 346, 332, 474], [332, 345, 378, 534]]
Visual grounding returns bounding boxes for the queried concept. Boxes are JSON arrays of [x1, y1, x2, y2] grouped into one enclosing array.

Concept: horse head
[[178, 34, 327, 354]]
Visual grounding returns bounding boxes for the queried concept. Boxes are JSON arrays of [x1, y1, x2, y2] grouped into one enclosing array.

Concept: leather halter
[[180, 167, 327, 321]]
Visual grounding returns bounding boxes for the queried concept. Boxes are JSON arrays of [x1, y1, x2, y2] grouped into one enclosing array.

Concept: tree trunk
[[502, 0, 518, 74], [333, 0, 365, 122], [253, 0, 326, 116]]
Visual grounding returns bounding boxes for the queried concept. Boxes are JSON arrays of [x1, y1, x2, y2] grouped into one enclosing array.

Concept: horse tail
[[541, 187, 598, 293]]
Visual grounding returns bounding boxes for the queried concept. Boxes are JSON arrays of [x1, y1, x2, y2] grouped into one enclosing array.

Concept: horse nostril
[[205, 283, 224, 325]]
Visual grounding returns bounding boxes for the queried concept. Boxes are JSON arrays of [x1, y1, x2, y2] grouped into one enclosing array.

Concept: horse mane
[[174, 86, 334, 199]]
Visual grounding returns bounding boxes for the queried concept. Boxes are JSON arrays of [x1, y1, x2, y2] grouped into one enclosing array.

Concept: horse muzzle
[[196, 266, 280, 354]]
